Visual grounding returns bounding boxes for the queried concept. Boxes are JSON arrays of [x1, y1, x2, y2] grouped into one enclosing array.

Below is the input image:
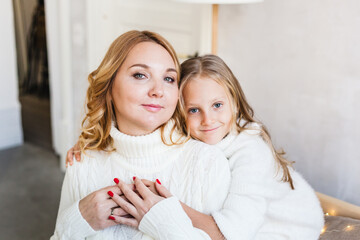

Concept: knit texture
[[212, 127, 325, 240], [139, 197, 210, 240], [50, 123, 231, 240]]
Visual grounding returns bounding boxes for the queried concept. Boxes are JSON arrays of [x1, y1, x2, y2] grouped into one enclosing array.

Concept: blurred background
[[0, 0, 359, 239]]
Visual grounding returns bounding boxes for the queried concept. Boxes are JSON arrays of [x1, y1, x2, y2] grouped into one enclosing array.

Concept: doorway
[[13, 0, 52, 150]]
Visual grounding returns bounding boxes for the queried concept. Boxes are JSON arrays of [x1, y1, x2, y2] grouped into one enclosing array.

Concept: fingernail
[[133, 176, 136, 181], [108, 216, 115, 220], [156, 179, 161, 185], [114, 178, 119, 184], [107, 191, 114, 197]]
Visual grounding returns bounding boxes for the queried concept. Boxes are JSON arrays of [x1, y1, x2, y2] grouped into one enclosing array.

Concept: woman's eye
[[133, 73, 146, 79], [213, 103, 223, 108], [188, 108, 199, 114], [164, 77, 175, 83]]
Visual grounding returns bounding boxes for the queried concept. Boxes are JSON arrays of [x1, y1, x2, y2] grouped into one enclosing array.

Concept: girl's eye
[[164, 77, 175, 83], [213, 103, 223, 109], [133, 73, 146, 79], [188, 108, 199, 114]]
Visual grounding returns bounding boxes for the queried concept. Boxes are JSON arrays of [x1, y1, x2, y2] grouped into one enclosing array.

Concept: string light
[[320, 211, 360, 235], [345, 225, 353, 231]]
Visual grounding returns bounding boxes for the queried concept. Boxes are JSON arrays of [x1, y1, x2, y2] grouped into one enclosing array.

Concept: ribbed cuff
[[139, 196, 192, 239], [212, 211, 231, 240], [58, 200, 97, 239]]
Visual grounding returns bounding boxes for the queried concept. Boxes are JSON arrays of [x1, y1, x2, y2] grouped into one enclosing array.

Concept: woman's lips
[[142, 104, 163, 112]]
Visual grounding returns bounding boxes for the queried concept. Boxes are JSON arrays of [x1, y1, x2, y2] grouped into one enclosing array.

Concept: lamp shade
[[171, 0, 263, 3]]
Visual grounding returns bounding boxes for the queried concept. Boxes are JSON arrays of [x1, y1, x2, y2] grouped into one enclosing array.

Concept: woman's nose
[[148, 79, 164, 98]]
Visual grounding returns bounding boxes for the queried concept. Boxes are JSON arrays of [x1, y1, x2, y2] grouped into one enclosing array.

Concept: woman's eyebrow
[[129, 64, 177, 73], [129, 64, 149, 69]]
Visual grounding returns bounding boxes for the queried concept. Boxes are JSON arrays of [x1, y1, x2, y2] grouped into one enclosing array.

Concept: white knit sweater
[[211, 127, 324, 240], [142, 126, 324, 240], [50, 124, 231, 240]]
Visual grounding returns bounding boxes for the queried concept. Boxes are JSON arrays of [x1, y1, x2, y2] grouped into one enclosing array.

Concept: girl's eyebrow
[[186, 97, 224, 105], [185, 97, 225, 107], [129, 64, 177, 73]]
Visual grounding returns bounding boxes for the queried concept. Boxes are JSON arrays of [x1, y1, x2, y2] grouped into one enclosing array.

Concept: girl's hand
[[154, 180, 173, 198], [108, 178, 166, 227], [140, 179, 160, 195], [65, 142, 81, 167], [79, 185, 122, 230]]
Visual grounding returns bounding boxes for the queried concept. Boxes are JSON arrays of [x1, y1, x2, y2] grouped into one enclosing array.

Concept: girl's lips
[[142, 104, 163, 113], [201, 126, 220, 132]]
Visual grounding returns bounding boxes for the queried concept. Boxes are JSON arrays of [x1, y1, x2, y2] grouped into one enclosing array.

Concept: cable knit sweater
[[142, 126, 324, 240], [50, 123, 231, 240]]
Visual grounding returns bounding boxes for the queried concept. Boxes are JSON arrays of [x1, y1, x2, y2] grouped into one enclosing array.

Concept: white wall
[[0, 0, 23, 150], [218, 0, 360, 205], [45, 0, 212, 170]]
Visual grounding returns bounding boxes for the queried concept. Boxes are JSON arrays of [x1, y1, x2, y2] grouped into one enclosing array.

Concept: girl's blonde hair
[[175, 54, 295, 189], [78, 30, 180, 153]]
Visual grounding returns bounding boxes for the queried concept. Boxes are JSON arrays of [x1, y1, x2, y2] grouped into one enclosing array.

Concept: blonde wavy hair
[[78, 30, 180, 153], [174, 54, 295, 189]]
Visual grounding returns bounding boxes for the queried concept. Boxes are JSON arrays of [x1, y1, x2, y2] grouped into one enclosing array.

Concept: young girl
[[174, 54, 324, 239], [67, 54, 325, 239]]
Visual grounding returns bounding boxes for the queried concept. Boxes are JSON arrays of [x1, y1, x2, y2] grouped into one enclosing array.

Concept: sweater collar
[[110, 120, 183, 158], [216, 131, 237, 158]]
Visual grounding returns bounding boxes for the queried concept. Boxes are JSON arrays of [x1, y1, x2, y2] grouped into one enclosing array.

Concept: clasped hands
[[79, 177, 172, 231]]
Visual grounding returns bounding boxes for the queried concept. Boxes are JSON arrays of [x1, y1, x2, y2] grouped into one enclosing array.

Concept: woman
[[51, 30, 230, 239]]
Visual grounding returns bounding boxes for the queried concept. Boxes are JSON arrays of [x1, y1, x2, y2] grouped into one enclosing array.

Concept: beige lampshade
[[171, 0, 263, 3]]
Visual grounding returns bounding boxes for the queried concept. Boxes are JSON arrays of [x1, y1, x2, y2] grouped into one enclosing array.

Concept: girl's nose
[[201, 112, 214, 125]]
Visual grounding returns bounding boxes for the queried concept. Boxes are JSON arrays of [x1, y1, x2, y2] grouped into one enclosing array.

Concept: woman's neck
[[115, 120, 158, 136]]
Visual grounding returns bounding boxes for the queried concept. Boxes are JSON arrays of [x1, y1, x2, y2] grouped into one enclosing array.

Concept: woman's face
[[111, 41, 179, 136]]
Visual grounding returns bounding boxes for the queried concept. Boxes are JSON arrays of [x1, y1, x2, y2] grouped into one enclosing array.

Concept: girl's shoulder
[[218, 125, 268, 156], [181, 138, 229, 168]]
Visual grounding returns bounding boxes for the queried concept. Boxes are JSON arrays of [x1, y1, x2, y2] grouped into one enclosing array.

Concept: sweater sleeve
[[139, 197, 211, 240], [212, 135, 291, 240], [139, 144, 231, 240], [50, 160, 96, 239]]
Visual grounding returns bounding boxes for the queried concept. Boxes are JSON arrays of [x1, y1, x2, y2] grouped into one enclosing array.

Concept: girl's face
[[111, 41, 179, 136], [183, 77, 233, 145]]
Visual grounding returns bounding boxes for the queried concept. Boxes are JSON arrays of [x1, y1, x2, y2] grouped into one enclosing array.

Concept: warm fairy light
[[325, 212, 329, 216], [345, 225, 353, 231], [321, 226, 326, 234], [330, 209, 336, 216]]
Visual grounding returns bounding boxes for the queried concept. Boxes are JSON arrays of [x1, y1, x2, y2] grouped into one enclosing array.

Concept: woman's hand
[[65, 142, 81, 167], [108, 178, 168, 227], [79, 185, 123, 231]]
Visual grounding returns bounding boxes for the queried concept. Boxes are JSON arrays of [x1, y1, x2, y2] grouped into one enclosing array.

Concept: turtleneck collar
[[110, 124, 167, 159], [109, 121, 184, 172], [216, 131, 237, 158]]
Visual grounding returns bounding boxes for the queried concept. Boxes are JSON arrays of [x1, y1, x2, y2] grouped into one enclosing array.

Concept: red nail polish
[[107, 191, 114, 197], [114, 178, 119, 184], [108, 216, 115, 220], [133, 176, 136, 181], [156, 179, 161, 185]]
